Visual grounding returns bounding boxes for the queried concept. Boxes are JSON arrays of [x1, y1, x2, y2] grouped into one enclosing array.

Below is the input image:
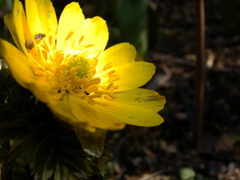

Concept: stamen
[[41, 44, 50, 53], [103, 62, 113, 71], [87, 78, 101, 86], [70, 71, 77, 79], [78, 78, 88, 87], [106, 92, 116, 99], [82, 78, 101, 90], [82, 78, 101, 91], [106, 83, 114, 90], [62, 78, 72, 87], [42, 50, 48, 61], [112, 86, 119, 89], [103, 95, 115, 101], [78, 36, 84, 44], [86, 86, 98, 93], [69, 80, 80, 91], [68, 65, 82, 72], [107, 70, 116, 75], [65, 31, 74, 41], [89, 94, 102, 99], [54, 51, 64, 66], [49, 35, 53, 45], [85, 44, 94, 48], [108, 74, 120, 82], [30, 66, 45, 76]]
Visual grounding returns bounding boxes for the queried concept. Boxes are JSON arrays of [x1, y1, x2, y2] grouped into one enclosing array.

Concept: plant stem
[[194, 0, 205, 149]]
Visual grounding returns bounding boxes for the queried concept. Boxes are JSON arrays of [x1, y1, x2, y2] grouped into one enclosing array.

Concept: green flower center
[[66, 55, 90, 78]]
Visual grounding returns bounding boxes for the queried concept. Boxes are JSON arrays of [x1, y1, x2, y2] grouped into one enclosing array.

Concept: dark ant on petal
[[34, 33, 46, 40], [25, 40, 34, 50], [84, 91, 89, 95]]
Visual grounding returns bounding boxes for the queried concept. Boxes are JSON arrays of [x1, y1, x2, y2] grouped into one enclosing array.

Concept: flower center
[[28, 34, 120, 106], [66, 54, 90, 78]]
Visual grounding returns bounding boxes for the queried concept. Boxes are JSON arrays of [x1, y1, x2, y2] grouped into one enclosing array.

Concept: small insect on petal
[[34, 33, 46, 40], [25, 40, 34, 50]]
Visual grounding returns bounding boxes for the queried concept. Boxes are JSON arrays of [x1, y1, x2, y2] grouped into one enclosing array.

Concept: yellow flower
[[0, 0, 165, 138]]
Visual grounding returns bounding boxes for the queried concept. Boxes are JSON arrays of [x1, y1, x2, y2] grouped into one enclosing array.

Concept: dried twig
[[194, 0, 205, 149]]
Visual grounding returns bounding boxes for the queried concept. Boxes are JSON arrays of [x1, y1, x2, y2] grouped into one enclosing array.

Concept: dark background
[[1, 0, 240, 179]]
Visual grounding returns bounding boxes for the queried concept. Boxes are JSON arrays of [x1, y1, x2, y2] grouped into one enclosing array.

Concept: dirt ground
[[104, 1, 240, 180]]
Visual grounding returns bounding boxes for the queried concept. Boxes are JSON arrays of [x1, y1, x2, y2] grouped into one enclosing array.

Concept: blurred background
[[1, 0, 240, 179]]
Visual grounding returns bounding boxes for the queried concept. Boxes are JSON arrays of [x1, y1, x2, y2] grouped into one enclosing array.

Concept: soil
[[105, 0, 240, 180]]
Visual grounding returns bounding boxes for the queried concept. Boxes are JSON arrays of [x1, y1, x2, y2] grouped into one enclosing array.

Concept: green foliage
[[95, 0, 159, 59], [0, 0, 6, 8], [0, 69, 110, 180], [230, 135, 240, 142], [120, 0, 148, 57], [179, 167, 196, 180], [112, 132, 121, 139]]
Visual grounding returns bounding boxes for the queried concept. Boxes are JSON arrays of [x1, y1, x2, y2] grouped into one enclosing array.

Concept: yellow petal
[[35, 0, 57, 37], [25, 0, 43, 35], [50, 94, 125, 131], [97, 43, 136, 71], [4, 13, 21, 50], [48, 94, 95, 130], [28, 79, 54, 104], [49, 95, 96, 132], [113, 88, 165, 111], [57, 2, 84, 50], [112, 61, 155, 92], [12, 0, 31, 55], [81, 16, 108, 51], [68, 95, 125, 130], [93, 88, 165, 127], [0, 40, 33, 88]]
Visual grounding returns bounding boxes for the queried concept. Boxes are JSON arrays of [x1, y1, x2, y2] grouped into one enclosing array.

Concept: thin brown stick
[[194, 0, 205, 149]]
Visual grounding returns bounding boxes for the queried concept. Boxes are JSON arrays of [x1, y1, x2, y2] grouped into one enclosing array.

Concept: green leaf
[[120, 0, 148, 57], [179, 167, 196, 180], [75, 128, 107, 158], [5, 121, 111, 179]]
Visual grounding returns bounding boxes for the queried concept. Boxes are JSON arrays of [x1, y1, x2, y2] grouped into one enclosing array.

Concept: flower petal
[[68, 95, 125, 130], [25, 0, 43, 35], [50, 94, 125, 131], [28, 78, 54, 104], [35, 0, 57, 36], [97, 43, 136, 71], [57, 2, 84, 50], [81, 17, 108, 51], [4, 13, 21, 50], [12, 0, 32, 55], [112, 61, 155, 92], [112, 88, 165, 111], [0, 40, 33, 88], [94, 88, 165, 127]]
